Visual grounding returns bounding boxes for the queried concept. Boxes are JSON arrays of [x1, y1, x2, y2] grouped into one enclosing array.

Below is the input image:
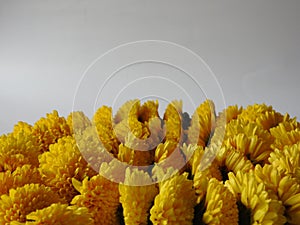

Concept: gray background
[[1, 0, 300, 134]]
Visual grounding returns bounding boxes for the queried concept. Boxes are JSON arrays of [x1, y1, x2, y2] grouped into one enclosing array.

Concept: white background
[[1, 1, 300, 134]]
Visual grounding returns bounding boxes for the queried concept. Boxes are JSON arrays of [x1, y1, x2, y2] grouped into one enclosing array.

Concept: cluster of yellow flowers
[[1, 99, 300, 225]]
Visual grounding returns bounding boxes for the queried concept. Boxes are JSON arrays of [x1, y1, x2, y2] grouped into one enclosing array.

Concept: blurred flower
[[0, 184, 63, 224], [10, 203, 93, 225], [119, 168, 158, 225], [38, 136, 96, 202], [150, 172, 197, 225]]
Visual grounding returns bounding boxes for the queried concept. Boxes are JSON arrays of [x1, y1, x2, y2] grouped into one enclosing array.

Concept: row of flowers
[[0, 99, 300, 224]]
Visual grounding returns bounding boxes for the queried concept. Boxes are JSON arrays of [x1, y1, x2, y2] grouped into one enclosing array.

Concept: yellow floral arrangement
[[1, 99, 300, 225]]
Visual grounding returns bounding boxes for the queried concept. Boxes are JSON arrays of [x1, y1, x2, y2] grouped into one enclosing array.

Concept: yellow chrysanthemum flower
[[0, 131, 40, 172], [155, 140, 179, 163], [187, 99, 215, 146], [119, 168, 158, 225], [67, 111, 92, 134], [217, 105, 243, 124], [216, 146, 254, 182], [185, 144, 221, 179], [0, 184, 64, 224], [71, 163, 121, 225], [238, 103, 284, 130], [38, 136, 96, 202], [193, 178, 238, 225], [138, 100, 159, 122], [163, 100, 184, 144], [193, 161, 221, 203], [223, 119, 274, 165], [114, 103, 158, 153], [0, 165, 41, 195], [150, 172, 197, 225], [74, 125, 114, 173], [118, 143, 154, 166], [114, 99, 139, 123], [269, 142, 300, 181], [255, 164, 300, 224], [114, 99, 159, 123], [10, 203, 93, 225], [225, 170, 286, 225], [12, 121, 33, 136], [32, 110, 71, 152], [154, 142, 186, 173], [115, 100, 152, 142], [270, 119, 300, 150], [93, 106, 119, 156]]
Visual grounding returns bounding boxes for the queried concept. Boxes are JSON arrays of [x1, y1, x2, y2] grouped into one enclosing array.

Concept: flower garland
[[1, 99, 300, 225]]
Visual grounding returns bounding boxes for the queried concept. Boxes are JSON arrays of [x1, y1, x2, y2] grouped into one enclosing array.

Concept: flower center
[[220, 165, 230, 182], [237, 200, 252, 225], [192, 199, 206, 225]]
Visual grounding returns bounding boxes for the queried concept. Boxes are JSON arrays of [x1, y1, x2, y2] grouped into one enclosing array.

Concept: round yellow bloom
[[187, 99, 216, 146], [185, 144, 221, 179], [114, 100, 152, 143], [269, 142, 300, 182], [71, 173, 120, 224], [150, 172, 197, 225], [10, 203, 93, 225], [67, 111, 92, 134], [216, 146, 254, 182], [270, 119, 300, 150], [38, 136, 96, 202], [223, 119, 274, 165], [155, 140, 179, 163], [32, 110, 71, 152], [255, 164, 300, 224], [0, 184, 64, 224], [154, 142, 186, 174], [12, 121, 33, 136], [225, 170, 286, 224], [74, 125, 114, 173], [0, 165, 41, 195], [217, 105, 243, 124], [114, 99, 139, 123], [118, 143, 154, 166], [119, 168, 158, 225], [238, 103, 284, 130], [93, 106, 119, 156], [0, 131, 40, 172], [194, 178, 239, 225], [163, 100, 184, 144]]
